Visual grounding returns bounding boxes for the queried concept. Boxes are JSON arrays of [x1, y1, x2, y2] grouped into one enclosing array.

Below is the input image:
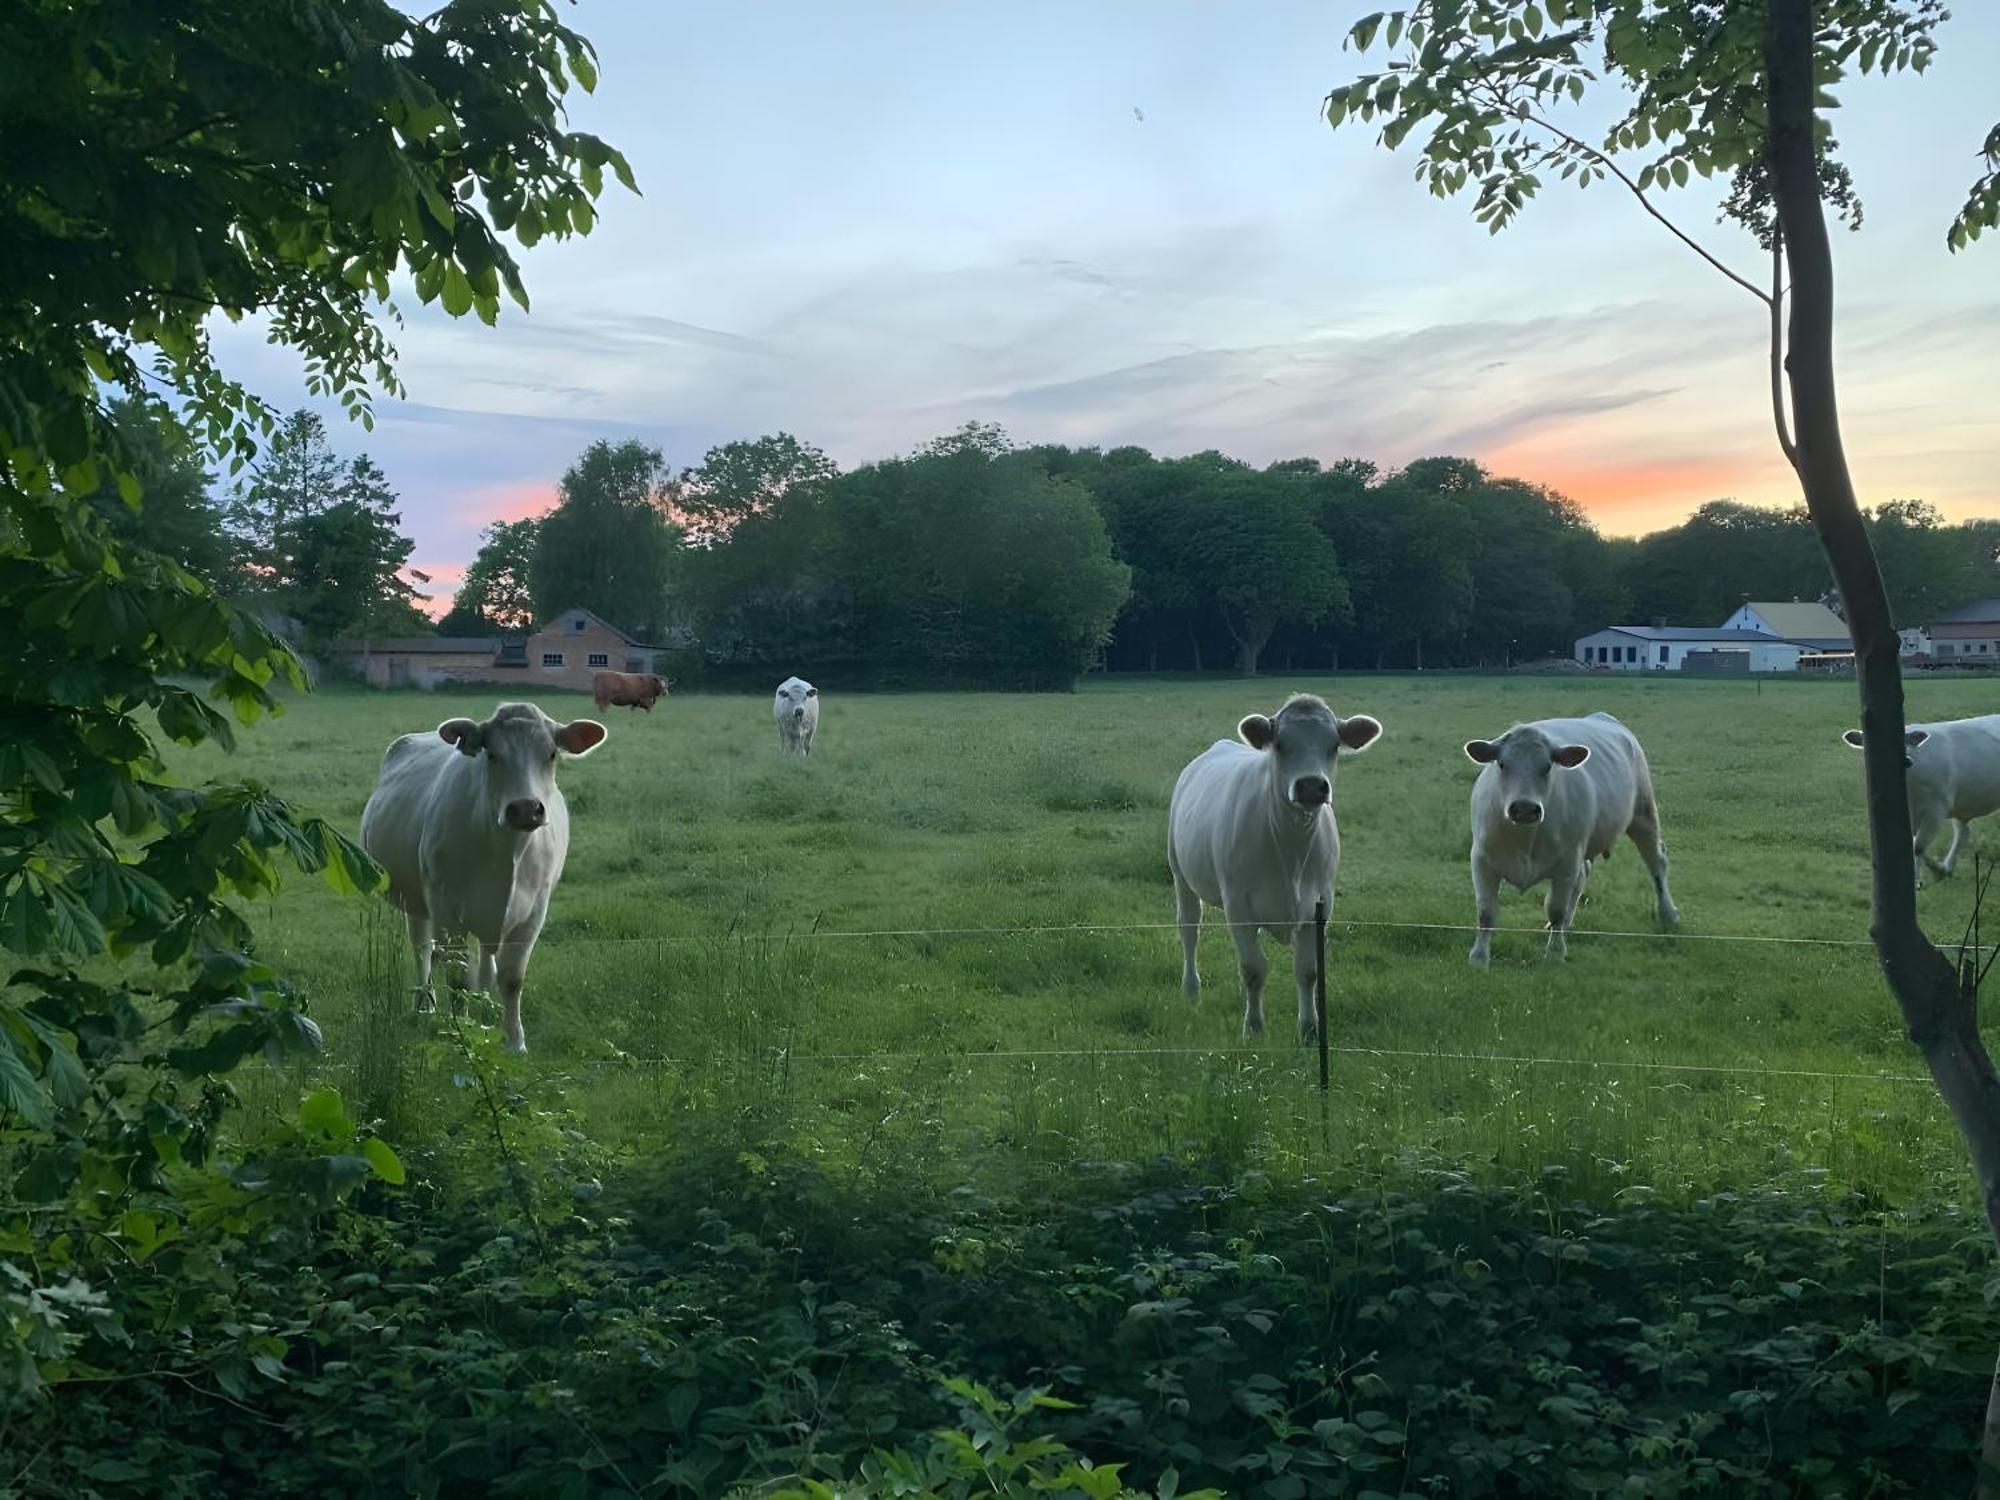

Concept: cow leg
[[1912, 800, 1948, 888], [474, 938, 499, 995], [407, 910, 437, 1013], [1544, 859, 1586, 961], [1225, 915, 1268, 1036], [1173, 870, 1203, 999], [1626, 807, 1680, 927], [1291, 917, 1321, 1045], [1932, 815, 1970, 879], [1468, 856, 1501, 968]]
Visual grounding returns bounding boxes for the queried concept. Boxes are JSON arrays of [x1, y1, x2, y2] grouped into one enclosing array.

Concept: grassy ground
[[171, 671, 2000, 1206]]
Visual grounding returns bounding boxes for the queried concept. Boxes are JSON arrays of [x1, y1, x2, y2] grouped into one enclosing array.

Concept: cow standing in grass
[[1463, 712, 1678, 967], [774, 676, 819, 756], [360, 702, 606, 1053], [1842, 713, 2000, 886], [592, 670, 668, 713], [1167, 693, 1382, 1041]]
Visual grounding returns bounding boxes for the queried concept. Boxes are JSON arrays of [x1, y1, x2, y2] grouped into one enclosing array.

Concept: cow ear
[[1905, 729, 1930, 749], [1238, 714, 1275, 750], [438, 718, 483, 756], [1841, 729, 1866, 749], [555, 719, 607, 757], [1552, 744, 1591, 769], [1337, 715, 1382, 752], [806, 686, 818, 697], [1463, 740, 1498, 764]]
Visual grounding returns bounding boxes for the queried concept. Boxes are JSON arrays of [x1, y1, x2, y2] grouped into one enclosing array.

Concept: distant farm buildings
[[343, 608, 666, 692], [1576, 600, 1851, 675], [1922, 598, 2000, 665]]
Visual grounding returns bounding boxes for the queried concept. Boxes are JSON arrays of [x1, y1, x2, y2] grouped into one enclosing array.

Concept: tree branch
[[1473, 80, 1772, 307], [1769, 226, 1800, 472]]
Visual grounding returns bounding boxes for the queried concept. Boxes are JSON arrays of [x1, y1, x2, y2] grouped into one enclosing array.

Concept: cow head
[[1237, 693, 1381, 815], [1842, 726, 1926, 767], [436, 702, 607, 834], [1464, 725, 1589, 826], [777, 677, 817, 723]]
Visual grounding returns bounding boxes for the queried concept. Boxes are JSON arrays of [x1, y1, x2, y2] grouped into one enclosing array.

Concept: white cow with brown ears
[[360, 702, 606, 1053], [1843, 714, 2000, 886], [1167, 693, 1382, 1041], [1464, 712, 1677, 967]]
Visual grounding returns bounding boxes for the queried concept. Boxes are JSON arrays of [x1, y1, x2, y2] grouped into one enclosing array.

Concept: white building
[[1574, 626, 1807, 674], [1720, 599, 1851, 651]]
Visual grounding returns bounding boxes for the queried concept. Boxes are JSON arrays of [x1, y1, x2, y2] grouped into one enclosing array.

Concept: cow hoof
[[1659, 907, 1682, 928], [1182, 977, 1201, 1001], [1467, 950, 1490, 970], [412, 990, 436, 1015]]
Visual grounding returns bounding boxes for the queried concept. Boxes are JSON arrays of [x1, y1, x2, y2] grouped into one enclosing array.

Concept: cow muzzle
[[502, 798, 547, 832], [1290, 775, 1330, 809], [1505, 800, 1544, 826], [792, 707, 805, 721]]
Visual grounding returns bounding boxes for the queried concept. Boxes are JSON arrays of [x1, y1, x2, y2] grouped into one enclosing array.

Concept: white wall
[[1719, 603, 1774, 636], [1574, 632, 1803, 673]]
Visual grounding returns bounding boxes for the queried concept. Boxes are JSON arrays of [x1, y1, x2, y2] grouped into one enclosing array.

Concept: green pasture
[[175, 672, 2000, 1206]]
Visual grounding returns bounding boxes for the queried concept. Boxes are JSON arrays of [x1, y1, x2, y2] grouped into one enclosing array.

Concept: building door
[[388, 657, 410, 686]]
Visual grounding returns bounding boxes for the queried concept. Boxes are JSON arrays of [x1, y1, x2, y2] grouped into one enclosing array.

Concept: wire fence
[[437, 903, 1955, 1092]]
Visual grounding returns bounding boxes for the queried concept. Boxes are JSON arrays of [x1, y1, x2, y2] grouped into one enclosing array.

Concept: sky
[[210, 2, 2000, 613]]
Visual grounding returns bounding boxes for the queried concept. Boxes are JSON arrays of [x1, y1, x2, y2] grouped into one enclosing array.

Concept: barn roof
[[351, 637, 499, 654], [1741, 601, 1849, 640], [1594, 626, 1799, 643], [1931, 598, 2000, 626]]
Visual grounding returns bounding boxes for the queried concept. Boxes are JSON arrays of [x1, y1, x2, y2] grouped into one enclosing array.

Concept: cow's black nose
[[504, 798, 546, 831], [1506, 800, 1543, 825], [1293, 775, 1330, 807]]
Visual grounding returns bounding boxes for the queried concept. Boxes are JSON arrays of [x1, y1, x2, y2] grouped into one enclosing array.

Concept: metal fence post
[[1315, 899, 1329, 1093]]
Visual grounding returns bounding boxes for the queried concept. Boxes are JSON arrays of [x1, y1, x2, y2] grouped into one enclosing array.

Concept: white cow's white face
[[1464, 726, 1588, 826], [1237, 694, 1380, 813], [438, 703, 607, 833], [775, 677, 818, 724]]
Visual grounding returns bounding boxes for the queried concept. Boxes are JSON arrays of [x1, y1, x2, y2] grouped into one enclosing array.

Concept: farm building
[[1719, 599, 1852, 651], [1924, 598, 2000, 663], [1573, 626, 1807, 674], [343, 608, 666, 691]]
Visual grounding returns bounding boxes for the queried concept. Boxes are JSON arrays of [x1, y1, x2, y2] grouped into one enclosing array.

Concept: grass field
[[175, 671, 2000, 1207]]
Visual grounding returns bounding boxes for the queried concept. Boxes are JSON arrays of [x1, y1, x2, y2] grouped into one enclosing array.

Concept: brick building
[[343, 608, 665, 692]]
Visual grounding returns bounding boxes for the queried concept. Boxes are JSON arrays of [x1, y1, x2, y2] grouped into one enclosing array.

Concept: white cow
[[359, 702, 606, 1053], [1168, 693, 1382, 1041], [774, 677, 820, 756], [1464, 712, 1678, 967], [1843, 714, 2000, 885]]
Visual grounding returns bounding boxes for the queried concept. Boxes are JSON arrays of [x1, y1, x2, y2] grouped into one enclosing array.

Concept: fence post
[[1315, 899, 1329, 1093]]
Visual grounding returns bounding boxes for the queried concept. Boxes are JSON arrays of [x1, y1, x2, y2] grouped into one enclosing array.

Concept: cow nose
[[1506, 800, 1543, 825], [503, 798, 546, 831], [1292, 775, 1330, 807]]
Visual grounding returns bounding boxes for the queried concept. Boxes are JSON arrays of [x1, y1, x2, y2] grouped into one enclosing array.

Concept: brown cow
[[592, 671, 670, 712]]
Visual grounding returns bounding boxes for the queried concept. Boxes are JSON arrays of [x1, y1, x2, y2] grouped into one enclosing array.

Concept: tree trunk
[[1414, 636, 1424, 672], [1768, 7, 2000, 1489], [1186, 619, 1203, 673], [1221, 607, 1272, 676]]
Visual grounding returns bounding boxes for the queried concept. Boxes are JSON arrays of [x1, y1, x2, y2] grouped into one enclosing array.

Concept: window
[[588, 653, 609, 668], [569, 616, 586, 632], [1623, 646, 1636, 663], [542, 652, 564, 667], [1659, 644, 1669, 664]]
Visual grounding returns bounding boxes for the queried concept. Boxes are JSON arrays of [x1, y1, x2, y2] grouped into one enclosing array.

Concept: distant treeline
[[98, 403, 2000, 688]]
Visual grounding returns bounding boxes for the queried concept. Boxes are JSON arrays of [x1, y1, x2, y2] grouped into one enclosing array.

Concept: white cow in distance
[[1464, 712, 1678, 967], [774, 676, 819, 756], [1843, 713, 2000, 885], [1167, 693, 1382, 1041], [359, 702, 607, 1053]]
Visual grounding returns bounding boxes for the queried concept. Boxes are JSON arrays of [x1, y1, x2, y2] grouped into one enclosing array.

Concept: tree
[[89, 397, 235, 586], [529, 439, 682, 641], [0, 0, 625, 1403], [680, 432, 838, 546], [274, 500, 428, 643], [1331, 0, 2000, 1476], [440, 518, 541, 635], [225, 409, 348, 578], [1187, 465, 1349, 674]]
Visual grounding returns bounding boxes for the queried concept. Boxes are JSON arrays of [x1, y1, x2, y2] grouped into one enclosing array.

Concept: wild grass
[[178, 671, 2000, 1208]]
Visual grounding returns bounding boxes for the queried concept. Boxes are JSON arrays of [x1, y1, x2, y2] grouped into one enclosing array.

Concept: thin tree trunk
[[1186, 619, 1203, 673], [1768, 8, 2000, 1490]]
